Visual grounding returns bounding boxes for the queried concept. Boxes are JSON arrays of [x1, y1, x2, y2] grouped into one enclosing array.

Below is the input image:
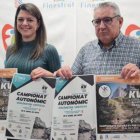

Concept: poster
[[97, 133, 140, 140], [6, 73, 56, 140], [0, 68, 17, 140], [97, 134, 140, 140], [51, 75, 96, 140], [96, 75, 140, 140]]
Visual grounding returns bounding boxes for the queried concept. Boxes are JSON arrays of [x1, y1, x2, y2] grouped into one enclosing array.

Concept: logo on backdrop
[[2, 24, 14, 51], [53, 0, 64, 1], [125, 24, 140, 39], [43, 0, 74, 9], [80, 0, 106, 9], [15, 0, 23, 8], [2, 0, 23, 51]]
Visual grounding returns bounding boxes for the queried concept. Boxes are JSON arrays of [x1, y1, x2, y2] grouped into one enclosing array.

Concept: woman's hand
[[31, 67, 53, 80]]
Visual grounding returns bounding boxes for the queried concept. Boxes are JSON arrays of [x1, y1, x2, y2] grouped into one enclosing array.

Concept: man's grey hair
[[94, 2, 121, 16]]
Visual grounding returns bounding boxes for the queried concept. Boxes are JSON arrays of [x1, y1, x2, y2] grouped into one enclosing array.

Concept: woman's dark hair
[[13, 3, 47, 59]]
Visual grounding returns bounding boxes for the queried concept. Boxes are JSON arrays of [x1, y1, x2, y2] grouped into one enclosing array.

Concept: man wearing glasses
[[54, 2, 140, 79]]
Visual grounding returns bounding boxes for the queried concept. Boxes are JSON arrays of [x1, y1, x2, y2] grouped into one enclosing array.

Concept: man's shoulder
[[82, 39, 98, 49], [123, 35, 140, 44], [77, 40, 98, 55]]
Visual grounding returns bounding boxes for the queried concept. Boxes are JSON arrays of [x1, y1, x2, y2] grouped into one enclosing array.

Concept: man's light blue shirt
[[72, 32, 140, 75]]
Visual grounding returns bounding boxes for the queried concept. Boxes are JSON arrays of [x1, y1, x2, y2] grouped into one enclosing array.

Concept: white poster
[[51, 75, 96, 140], [6, 73, 56, 140]]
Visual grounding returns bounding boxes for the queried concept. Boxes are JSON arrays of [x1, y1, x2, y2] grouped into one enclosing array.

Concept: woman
[[5, 3, 61, 79]]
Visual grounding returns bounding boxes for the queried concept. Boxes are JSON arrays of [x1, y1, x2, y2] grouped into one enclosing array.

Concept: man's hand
[[55, 65, 72, 79], [121, 63, 140, 79]]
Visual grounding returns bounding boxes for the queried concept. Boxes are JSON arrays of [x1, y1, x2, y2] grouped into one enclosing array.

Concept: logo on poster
[[99, 85, 111, 98], [42, 85, 47, 93], [81, 84, 87, 92]]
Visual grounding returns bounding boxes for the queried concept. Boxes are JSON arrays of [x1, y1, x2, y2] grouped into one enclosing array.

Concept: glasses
[[92, 15, 120, 26]]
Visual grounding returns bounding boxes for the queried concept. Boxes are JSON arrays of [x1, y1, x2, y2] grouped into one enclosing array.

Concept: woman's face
[[16, 10, 40, 41]]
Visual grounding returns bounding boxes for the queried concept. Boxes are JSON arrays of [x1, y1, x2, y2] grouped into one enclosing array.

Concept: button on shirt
[[72, 32, 140, 75]]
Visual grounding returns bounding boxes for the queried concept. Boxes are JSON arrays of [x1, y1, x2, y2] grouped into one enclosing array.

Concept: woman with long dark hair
[[5, 3, 61, 79]]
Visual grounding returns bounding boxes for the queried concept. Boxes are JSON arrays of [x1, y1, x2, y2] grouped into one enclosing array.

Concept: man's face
[[93, 7, 123, 47]]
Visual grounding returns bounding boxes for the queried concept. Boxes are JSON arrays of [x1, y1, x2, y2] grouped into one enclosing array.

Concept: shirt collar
[[98, 32, 124, 51]]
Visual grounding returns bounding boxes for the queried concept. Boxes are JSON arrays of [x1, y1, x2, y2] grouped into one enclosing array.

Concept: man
[[55, 2, 140, 79]]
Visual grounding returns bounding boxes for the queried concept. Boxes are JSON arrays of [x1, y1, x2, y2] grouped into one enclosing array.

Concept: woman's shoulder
[[7, 44, 14, 50], [6, 45, 15, 54], [46, 43, 55, 48], [43, 43, 59, 60]]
